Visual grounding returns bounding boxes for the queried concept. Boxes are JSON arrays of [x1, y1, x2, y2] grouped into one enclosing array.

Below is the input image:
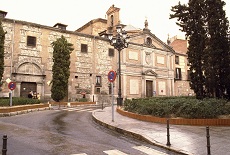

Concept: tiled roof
[[170, 39, 187, 54]]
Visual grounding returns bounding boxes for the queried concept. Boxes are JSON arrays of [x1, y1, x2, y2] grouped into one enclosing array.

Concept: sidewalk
[[92, 106, 230, 155]]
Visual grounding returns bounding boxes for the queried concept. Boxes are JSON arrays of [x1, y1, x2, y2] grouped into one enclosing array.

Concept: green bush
[[77, 98, 88, 102], [123, 96, 229, 119], [0, 97, 40, 107]]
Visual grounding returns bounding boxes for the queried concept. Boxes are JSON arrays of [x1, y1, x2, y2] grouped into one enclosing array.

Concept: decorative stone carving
[[145, 52, 151, 65]]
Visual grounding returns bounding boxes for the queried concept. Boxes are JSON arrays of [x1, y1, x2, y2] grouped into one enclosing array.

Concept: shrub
[[77, 98, 88, 102], [0, 97, 40, 107], [123, 96, 229, 119]]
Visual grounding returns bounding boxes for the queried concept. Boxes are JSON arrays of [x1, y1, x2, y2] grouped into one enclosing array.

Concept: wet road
[[0, 106, 179, 155]]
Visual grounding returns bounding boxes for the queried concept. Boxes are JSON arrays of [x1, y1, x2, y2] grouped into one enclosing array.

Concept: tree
[[170, 1, 206, 99], [0, 19, 6, 85], [51, 35, 74, 102], [204, 0, 230, 98], [170, 0, 230, 99]]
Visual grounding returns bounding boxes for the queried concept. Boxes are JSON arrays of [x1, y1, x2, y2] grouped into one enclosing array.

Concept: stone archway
[[13, 62, 45, 98], [17, 62, 42, 75]]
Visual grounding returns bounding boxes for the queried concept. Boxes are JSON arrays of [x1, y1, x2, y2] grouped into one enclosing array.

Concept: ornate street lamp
[[108, 24, 129, 106]]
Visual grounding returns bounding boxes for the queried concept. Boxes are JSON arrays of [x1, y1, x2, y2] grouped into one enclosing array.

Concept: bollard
[[2, 135, 7, 155], [166, 119, 171, 146], [102, 102, 104, 110], [93, 95, 94, 102], [206, 126, 211, 155]]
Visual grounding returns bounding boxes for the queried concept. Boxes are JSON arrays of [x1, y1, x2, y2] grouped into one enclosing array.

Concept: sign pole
[[108, 70, 116, 122], [9, 90, 12, 106], [111, 82, 114, 122], [8, 81, 16, 107]]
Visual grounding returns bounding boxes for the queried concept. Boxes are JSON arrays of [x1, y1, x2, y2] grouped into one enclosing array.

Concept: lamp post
[[108, 25, 129, 106]]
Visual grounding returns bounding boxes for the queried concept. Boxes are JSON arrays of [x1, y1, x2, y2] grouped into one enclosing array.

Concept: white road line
[[103, 149, 129, 155], [62, 108, 94, 112], [133, 145, 169, 155]]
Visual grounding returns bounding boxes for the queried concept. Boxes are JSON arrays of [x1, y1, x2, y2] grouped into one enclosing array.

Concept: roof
[[123, 24, 141, 31], [170, 39, 188, 55], [75, 18, 107, 32]]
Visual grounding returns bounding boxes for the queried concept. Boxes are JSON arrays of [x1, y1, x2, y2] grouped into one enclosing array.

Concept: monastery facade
[[0, 5, 193, 101]]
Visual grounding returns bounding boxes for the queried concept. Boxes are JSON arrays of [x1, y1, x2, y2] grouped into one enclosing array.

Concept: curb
[[92, 111, 190, 155], [0, 107, 51, 117]]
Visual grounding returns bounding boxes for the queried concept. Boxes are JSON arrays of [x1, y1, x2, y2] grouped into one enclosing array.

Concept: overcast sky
[[1, 0, 229, 42]]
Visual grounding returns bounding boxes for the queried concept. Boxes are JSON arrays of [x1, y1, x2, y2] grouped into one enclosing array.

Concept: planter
[[0, 104, 49, 114], [117, 107, 230, 126]]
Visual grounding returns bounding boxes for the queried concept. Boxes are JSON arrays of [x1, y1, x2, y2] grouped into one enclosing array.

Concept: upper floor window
[[81, 44, 88, 53], [108, 48, 114, 57], [175, 56, 179, 65], [187, 70, 191, 81], [175, 68, 182, 80], [111, 15, 114, 27], [95, 76, 102, 86], [27, 36, 36, 47], [146, 37, 152, 45]]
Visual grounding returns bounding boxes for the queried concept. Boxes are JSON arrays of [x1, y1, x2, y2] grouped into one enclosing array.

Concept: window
[[187, 70, 191, 81], [146, 37, 152, 45], [81, 44, 88, 53], [175, 68, 182, 80], [96, 88, 100, 94], [111, 15, 114, 27], [27, 36, 36, 47], [95, 76, 102, 86], [108, 48, 114, 57], [175, 56, 179, 64]]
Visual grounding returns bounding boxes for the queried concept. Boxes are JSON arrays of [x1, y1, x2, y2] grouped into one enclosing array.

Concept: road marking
[[133, 145, 169, 155], [63, 107, 94, 112], [103, 149, 128, 155]]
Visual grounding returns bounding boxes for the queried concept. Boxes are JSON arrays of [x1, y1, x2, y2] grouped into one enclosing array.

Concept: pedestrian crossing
[[53, 105, 102, 113], [70, 145, 169, 155]]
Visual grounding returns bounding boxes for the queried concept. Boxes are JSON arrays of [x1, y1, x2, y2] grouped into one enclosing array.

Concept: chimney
[[53, 23, 68, 30], [0, 10, 7, 18]]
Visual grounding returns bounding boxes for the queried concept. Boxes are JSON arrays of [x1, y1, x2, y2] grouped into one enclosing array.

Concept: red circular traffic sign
[[8, 82, 16, 90], [108, 70, 116, 82]]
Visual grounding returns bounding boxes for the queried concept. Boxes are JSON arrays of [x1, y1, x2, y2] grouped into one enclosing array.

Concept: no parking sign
[[8, 82, 16, 90], [108, 70, 116, 82]]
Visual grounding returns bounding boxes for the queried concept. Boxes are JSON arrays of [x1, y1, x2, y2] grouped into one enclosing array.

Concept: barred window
[[95, 76, 102, 86], [96, 88, 100, 94], [27, 36, 36, 47]]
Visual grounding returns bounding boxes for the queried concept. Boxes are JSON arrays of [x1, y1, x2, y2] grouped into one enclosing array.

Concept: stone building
[[0, 5, 183, 101]]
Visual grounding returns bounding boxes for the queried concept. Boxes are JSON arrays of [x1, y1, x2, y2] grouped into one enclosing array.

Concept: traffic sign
[[8, 82, 16, 90], [108, 70, 116, 82]]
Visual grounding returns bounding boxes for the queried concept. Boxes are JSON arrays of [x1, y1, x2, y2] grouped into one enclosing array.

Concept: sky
[[1, 0, 229, 42]]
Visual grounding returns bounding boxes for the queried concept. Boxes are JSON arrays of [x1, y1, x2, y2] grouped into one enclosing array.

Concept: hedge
[[123, 96, 230, 119], [0, 97, 40, 106]]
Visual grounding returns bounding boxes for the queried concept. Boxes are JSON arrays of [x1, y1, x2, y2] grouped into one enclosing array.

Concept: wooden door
[[20, 82, 37, 98], [146, 80, 153, 97]]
